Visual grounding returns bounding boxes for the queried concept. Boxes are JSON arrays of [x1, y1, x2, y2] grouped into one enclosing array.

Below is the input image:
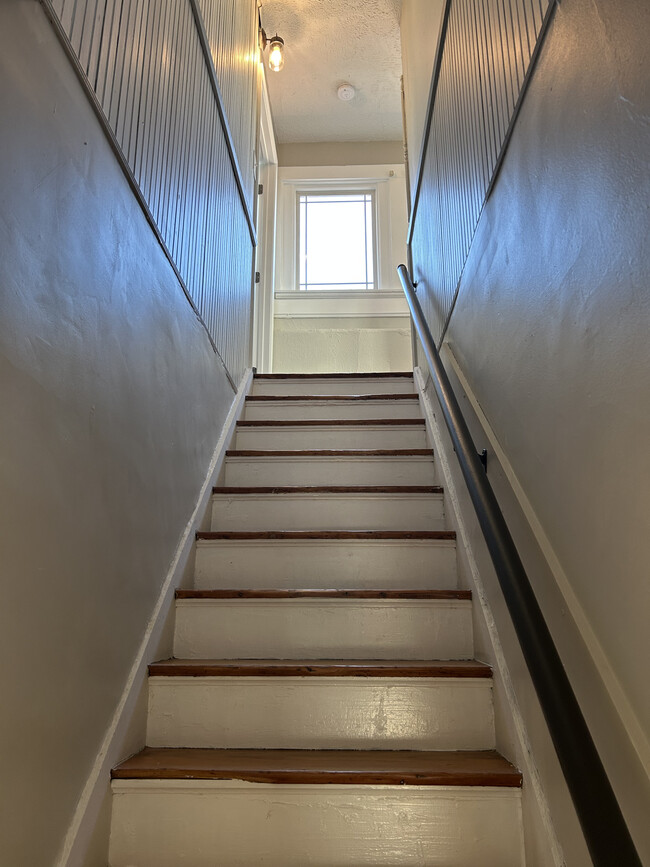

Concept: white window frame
[[295, 189, 378, 292], [276, 169, 402, 299]]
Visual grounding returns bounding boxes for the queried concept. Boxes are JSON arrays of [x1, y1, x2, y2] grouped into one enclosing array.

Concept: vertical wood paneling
[[195, 0, 259, 213], [43, 0, 257, 385], [411, 0, 553, 343]]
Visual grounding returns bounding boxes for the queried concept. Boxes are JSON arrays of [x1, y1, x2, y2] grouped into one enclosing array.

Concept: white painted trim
[[112, 779, 523, 799], [279, 164, 406, 182], [442, 349, 650, 777], [55, 367, 254, 867], [273, 290, 410, 322], [258, 67, 277, 167], [275, 290, 406, 299], [148, 675, 491, 688], [414, 366, 565, 867], [252, 69, 277, 373], [273, 312, 410, 321], [275, 165, 407, 296]]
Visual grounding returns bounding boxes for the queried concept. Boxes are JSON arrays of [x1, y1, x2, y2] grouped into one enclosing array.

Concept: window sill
[[275, 290, 405, 300], [274, 290, 410, 320]]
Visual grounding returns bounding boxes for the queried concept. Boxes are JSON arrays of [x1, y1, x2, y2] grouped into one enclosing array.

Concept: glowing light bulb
[[268, 35, 284, 72]]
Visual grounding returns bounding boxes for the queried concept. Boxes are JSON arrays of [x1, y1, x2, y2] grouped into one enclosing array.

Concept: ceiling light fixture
[[267, 34, 285, 72], [337, 83, 356, 101], [260, 28, 285, 72]]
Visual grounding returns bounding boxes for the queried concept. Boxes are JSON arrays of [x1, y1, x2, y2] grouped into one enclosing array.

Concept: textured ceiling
[[260, 0, 404, 143]]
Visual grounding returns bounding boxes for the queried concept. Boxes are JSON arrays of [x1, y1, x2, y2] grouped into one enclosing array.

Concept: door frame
[[251, 66, 278, 372]]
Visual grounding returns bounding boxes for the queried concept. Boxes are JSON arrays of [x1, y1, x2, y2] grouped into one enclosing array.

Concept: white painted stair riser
[[210, 492, 444, 532], [244, 398, 422, 421], [193, 538, 458, 589], [146, 677, 495, 750], [173, 598, 474, 659], [224, 454, 435, 486], [234, 424, 427, 450], [109, 781, 525, 867], [251, 376, 414, 396]]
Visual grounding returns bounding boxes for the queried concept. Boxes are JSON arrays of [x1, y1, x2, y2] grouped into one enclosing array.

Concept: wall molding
[[274, 312, 411, 321], [55, 368, 254, 867], [274, 290, 410, 322], [39, 0, 239, 388], [251, 68, 278, 373], [275, 290, 406, 300], [414, 365, 565, 867], [187, 0, 257, 244]]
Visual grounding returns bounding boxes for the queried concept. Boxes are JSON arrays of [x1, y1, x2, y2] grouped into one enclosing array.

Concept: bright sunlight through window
[[298, 193, 375, 291]]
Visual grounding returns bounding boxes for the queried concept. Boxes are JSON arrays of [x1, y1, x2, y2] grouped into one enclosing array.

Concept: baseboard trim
[[441, 349, 650, 777], [414, 366, 565, 867], [55, 367, 254, 867]]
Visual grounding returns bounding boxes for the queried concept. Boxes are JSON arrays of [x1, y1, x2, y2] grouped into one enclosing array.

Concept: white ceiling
[[260, 0, 404, 144]]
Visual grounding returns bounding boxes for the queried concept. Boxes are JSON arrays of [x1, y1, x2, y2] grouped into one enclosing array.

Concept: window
[[297, 192, 376, 291], [275, 166, 409, 300]]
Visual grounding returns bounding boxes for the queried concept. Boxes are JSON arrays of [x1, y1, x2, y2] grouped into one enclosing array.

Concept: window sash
[[296, 191, 377, 291]]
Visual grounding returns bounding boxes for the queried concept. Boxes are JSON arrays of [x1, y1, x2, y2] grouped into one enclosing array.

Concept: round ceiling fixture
[[337, 83, 356, 102]]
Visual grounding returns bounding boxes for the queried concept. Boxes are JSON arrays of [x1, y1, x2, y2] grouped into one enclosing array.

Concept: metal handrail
[[397, 264, 642, 867]]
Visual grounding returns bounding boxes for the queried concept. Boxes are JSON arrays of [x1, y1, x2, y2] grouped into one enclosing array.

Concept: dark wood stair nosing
[[253, 372, 414, 379], [147, 659, 491, 679], [225, 448, 434, 458], [236, 418, 425, 427], [246, 393, 419, 402], [212, 485, 443, 495], [176, 588, 471, 600], [196, 530, 456, 541], [112, 747, 523, 788]]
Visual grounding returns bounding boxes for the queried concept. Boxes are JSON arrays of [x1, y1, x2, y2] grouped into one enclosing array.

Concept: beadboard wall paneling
[[195, 0, 259, 213], [410, 0, 554, 343], [46, 0, 258, 384]]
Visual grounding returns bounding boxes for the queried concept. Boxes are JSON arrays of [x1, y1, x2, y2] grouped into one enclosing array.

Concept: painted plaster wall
[[399, 0, 445, 204], [416, 0, 650, 861], [273, 317, 412, 373], [277, 141, 405, 167], [0, 5, 243, 866]]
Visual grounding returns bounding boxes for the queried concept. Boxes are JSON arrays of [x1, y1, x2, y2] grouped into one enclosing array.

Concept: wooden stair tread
[[148, 659, 490, 678], [113, 748, 522, 787], [236, 419, 424, 427], [226, 448, 433, 457], [176, 588, 470, 599], [253, 373, 414, 379], [196, 530, 456, 541], [212, 485, 443, 495], [246, 393, 419, 402]]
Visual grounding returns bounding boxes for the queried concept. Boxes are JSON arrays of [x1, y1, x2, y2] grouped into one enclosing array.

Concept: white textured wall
[[400, 0, 445, 205], [273, 317, 411, 374], [277, 141, 405, 167], [414, 0, 650, 862], [0, 4, 254, 866]]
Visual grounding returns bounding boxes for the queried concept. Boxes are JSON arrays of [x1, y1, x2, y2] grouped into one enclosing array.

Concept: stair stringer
[[56, 367, 254, 867], [414, 365, 564, 867]]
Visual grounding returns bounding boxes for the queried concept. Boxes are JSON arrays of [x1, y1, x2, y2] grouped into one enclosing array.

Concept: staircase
[[109, 372, 525, 866]]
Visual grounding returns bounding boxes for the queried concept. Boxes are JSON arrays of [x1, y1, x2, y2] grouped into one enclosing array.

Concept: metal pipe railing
[[398, 263, 642, 867]]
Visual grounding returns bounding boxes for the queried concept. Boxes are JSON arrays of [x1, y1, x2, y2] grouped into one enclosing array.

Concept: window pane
[[297, 193, 375, 290]]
